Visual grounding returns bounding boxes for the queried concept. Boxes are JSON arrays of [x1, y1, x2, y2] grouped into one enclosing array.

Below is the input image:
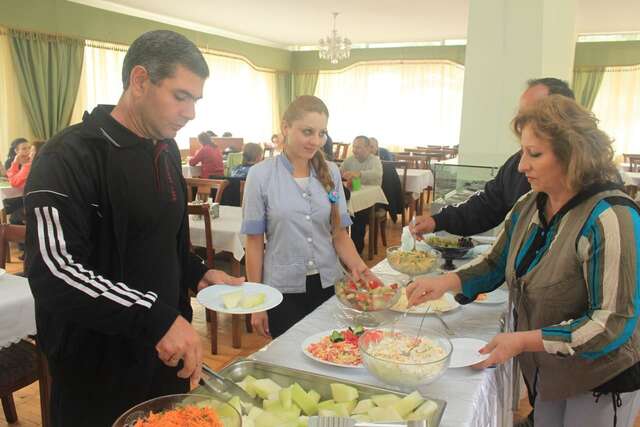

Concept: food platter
[[196, 283, 283, 314], [391, 289, 460, 314], [301, 328, 365, 368]]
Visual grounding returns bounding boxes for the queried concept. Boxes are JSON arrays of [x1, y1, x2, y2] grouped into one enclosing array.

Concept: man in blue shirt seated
[[369, 137, 394, 161], [231, 142, 264, 178]]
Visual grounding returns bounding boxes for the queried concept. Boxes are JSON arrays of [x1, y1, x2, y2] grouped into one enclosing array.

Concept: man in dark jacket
[[412, 78, 575, 237], [25, 30, 243, 427]]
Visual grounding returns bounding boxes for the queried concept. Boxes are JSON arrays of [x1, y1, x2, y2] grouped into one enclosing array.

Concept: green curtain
[[275, 72, 292, 121], [293, 72, 319, 99], [8, 30, 84, 139], [572, 67, 605, 111]]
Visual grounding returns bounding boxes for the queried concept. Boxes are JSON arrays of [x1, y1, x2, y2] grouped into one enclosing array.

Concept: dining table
[[250, 244, 514, 427], [0, 273, 36, 349], [346, 185, 388, 261], [188, 205, 245, 275]]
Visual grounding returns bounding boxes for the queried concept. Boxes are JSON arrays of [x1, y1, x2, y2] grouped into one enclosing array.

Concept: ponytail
[[311, 150, 341, 237]]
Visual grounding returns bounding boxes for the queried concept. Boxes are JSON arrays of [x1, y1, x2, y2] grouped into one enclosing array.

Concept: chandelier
[[318, 12, 351, 64]]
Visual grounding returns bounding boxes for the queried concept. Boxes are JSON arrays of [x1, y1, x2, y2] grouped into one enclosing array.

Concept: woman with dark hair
[[4, 137, 28, 171], [408, 95, 640, 426], [189, 132, 224, 177], [7, 140, 45, 189]]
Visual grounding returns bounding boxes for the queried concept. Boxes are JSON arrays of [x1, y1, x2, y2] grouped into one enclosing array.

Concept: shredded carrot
[[133, 405, 223, 427]]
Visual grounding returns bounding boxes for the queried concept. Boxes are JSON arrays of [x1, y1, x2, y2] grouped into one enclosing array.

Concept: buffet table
[[250, 258, 513, 427]]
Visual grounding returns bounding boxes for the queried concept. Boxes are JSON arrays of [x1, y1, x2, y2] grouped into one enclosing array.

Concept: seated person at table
[[408, 95, 640, 427], [340, 135, 383, 254], [231, 142, 263, 178], [243, 96, 378, 338], [189, 131, 224, 177], [4, 137, 27, 172], [7, 140, 45, 190], [369, 137, 394, 161]]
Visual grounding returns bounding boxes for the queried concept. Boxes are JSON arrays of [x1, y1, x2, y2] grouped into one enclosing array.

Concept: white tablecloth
[[623, 171, 640, 185], [182, 164, 202, 178], [397, 168, 434, 198], [189, 205, 245, 261], [347, 185, 388, 215], [0, 274, 36, 349], [251, 256, 512, 427], [0, 185, 23, 209]]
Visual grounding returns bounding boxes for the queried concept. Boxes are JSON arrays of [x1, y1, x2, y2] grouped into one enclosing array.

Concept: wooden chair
[[623, 154, 640, 172], [0, 224, 51, 426], [395, 153, 431, 170], [333, 142, 350, 161], [185, 178, 229, 203], [186, 204, 250, 353]]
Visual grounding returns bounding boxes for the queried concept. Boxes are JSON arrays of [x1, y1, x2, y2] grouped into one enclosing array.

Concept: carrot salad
[[306, 328, 363, 366], [133, 405, 223, 427]]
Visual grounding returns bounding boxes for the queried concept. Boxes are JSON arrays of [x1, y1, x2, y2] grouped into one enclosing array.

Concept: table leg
[[368, 205, 375, 261], [232, 314, 242, 348], [37, 343, 51, 427]]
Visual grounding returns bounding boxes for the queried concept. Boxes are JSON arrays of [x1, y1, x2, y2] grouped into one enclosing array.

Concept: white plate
[[301, 329, 364, 369], [0, 268, 5, 277], [391, 290, 460, 314], [474, 289, 509, 305], [196, 282, 283, 314], [449, 338, 490, 368]]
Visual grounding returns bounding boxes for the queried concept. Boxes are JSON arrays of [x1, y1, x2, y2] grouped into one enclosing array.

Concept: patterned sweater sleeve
[[541, 200, 640, 359], [455, 207, 521, 298]]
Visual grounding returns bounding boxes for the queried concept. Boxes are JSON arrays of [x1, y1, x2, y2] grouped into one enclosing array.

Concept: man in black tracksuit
[[25, 30, 243, 426], [411, 78, 575, 427]]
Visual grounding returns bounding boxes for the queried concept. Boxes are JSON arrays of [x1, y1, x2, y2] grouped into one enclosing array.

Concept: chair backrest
[[384, 160, 409, 193], [187, 204, 214, 268], [0, 224, 26, 269], [185, 178, 229, 203], [394, 153, 431, 170], [624, 154, 640, 172], [333, 142, 350, 161]]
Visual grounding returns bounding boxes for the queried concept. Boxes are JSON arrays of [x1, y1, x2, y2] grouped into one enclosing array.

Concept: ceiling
[[70, 0, 640, 49]]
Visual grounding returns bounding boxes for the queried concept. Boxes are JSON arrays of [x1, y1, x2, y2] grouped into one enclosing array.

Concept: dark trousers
[[267, 274, 334, 338], [49, 343, 188, 427], [350, 210, 370, 254]]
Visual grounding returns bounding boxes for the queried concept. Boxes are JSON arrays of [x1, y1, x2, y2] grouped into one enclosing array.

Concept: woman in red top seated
[[189, 132, 224, 178], [7, 140, 45, 189]]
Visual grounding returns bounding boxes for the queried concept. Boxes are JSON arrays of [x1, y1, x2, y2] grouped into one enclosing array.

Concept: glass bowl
[[386, 245, 439, 277], [425, 236, 475, 270], [112, 394, 242, 427], [334, 273, 403, 312], [359, 327, 452, 389]]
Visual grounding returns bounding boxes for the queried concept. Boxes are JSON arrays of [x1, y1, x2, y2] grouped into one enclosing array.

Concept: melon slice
[[222, 289, 244, 308], [241, 292, 266, 308], [330, 383, 359, 403]]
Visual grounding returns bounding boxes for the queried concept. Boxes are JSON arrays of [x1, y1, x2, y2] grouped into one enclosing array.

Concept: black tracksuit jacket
[[24, 105, 208, 426]]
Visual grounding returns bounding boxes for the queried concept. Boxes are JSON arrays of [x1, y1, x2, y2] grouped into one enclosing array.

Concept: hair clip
[[328, 190, 339, 204]]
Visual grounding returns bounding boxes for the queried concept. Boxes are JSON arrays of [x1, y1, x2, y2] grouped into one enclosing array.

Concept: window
[[315, 60, 464, 150], [71, 42, 277, 148], [592, 65, 640, 155]]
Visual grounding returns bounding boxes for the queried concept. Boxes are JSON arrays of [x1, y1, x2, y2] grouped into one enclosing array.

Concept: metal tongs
[[199, 363, 260, 407]]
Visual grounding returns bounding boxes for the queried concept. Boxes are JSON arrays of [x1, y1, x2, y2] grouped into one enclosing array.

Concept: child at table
[[242, 96, 380, 338]]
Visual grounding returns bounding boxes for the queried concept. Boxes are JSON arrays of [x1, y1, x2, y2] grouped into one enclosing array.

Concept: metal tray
[[216, 358, 447, 426]]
